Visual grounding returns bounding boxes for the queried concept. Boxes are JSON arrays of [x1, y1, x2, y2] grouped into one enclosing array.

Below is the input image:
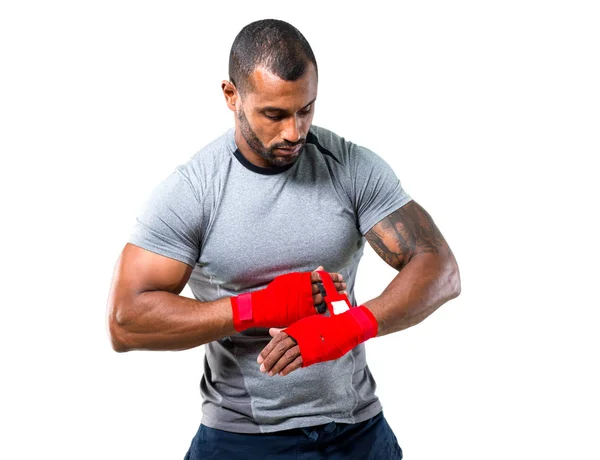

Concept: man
[[107, 19, 460, 459]]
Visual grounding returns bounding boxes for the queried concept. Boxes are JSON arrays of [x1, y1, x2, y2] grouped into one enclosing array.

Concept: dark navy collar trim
[[232, 149, 295, 175]]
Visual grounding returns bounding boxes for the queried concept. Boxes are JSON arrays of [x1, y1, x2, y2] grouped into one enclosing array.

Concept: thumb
[[269, 327, 285, 337], [312, 265, 324, 272]]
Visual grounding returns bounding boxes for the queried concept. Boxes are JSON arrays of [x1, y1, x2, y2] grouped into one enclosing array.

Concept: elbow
[[447, 258, 461, 300], [106, 302, 134, 353], [108, 315, 131, 353], [450, 272, 461, 300], [109, 330, 130, 353]]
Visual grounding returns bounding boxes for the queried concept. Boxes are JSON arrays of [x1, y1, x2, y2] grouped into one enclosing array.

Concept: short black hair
[[229, 19, 318, 96]]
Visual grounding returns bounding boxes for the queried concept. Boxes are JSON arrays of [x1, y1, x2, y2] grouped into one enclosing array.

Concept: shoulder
[[174, 129, 235, 196], [307, 125, 350, 165], [307, 125, 391, 172]]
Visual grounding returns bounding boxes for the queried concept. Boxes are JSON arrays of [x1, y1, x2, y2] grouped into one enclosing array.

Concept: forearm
[[108, 292, 236, 352], [364, 251, 461, 336]]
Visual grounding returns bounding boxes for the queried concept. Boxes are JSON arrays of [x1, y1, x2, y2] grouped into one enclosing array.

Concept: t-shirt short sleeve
[[348, 143, 412, 235], [127, 169, 202, 267]]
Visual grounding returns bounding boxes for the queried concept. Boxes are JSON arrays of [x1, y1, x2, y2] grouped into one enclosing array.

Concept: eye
[[299, 105, 312, 116], [264, 113, 283, 121]]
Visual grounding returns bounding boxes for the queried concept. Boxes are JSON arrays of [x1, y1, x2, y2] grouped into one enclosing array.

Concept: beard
[[237, 108, 305, 168]]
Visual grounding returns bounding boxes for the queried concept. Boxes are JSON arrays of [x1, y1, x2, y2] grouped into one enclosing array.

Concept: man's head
[[222, 19, 318, 168]]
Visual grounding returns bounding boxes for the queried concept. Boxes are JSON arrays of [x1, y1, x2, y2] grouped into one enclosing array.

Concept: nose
[[281, 115, 301, 144]]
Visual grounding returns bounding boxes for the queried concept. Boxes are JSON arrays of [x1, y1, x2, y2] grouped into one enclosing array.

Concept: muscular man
[[107, 19, 460, 460]]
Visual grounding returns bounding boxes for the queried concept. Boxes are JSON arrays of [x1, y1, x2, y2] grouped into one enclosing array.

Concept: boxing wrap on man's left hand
[[230, 272, 316, 331], [284, 304, 379, 367]]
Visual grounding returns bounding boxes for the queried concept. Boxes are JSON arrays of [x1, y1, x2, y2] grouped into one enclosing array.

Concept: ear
[[221, 80, 238, 112]]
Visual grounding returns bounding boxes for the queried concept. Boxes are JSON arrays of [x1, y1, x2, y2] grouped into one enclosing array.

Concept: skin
[[107, 63, 346, 352], [221, 63, 318, 168], [107, 245, 346, 352], [108, 63, 460, 376], [235, 69, 462, 377], [106, 64, 345, 352], [257, 201, 461, 376]]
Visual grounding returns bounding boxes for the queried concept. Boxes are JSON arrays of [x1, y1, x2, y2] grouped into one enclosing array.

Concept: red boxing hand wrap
[[231, 272, 315, 331], [284, 305, 379, 367], [316, 270, 351, 315]]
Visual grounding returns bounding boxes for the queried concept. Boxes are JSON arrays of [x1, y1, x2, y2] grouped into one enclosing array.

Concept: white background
[[1, 1, 598, 459]]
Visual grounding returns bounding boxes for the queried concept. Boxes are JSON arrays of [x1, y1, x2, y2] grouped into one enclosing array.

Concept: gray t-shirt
[[128, 125, 412, 433]]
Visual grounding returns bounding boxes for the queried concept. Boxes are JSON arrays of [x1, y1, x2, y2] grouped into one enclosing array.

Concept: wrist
[[231, 292, 255, 331], [347, 305, 378, 342]]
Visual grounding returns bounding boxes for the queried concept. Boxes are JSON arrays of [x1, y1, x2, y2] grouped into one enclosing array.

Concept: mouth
[[274, 144, 304, 155]]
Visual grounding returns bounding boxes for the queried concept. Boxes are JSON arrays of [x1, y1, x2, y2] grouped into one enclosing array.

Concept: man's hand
[[257, 305, 378, 376], [231, 266, 346, 331], [256, 267, 351, 377], [257, 328, 302, 376]]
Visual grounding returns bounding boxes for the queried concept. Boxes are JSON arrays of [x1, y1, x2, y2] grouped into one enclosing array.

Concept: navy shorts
[[184, 411, 403, 459]]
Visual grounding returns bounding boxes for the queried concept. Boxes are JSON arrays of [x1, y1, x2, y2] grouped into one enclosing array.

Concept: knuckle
[[284, 349, 297, 360], [270, 364, 281, 374]]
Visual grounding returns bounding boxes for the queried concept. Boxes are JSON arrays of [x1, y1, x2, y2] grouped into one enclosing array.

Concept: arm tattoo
[[365, 201, 445, 270]]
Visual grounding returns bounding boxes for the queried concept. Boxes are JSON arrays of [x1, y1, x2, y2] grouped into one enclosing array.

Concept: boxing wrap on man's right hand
[[230, 272, 316, 331]]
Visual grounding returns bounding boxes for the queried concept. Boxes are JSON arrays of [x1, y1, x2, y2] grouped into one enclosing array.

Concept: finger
[[267, 345, 301, 376], [259, 335, 297, 373], [257, 332, 288, 365], [312, 281, 327, 306], [279, 355, 303, 376], [311, 281, 347, 305], [310, 271, 345, 284], [312, 265, 324, 272], [336, 282, 347, 293], [310, 271, 347, 307], [269, 327, 284, 337], [311, 281, 346, 294]]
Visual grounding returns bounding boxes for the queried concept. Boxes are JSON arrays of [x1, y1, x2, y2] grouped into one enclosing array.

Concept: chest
[[198, 163, 362, 290]]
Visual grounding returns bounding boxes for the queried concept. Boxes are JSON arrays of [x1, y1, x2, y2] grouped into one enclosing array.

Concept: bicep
[[364, 201, 447, 270]]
